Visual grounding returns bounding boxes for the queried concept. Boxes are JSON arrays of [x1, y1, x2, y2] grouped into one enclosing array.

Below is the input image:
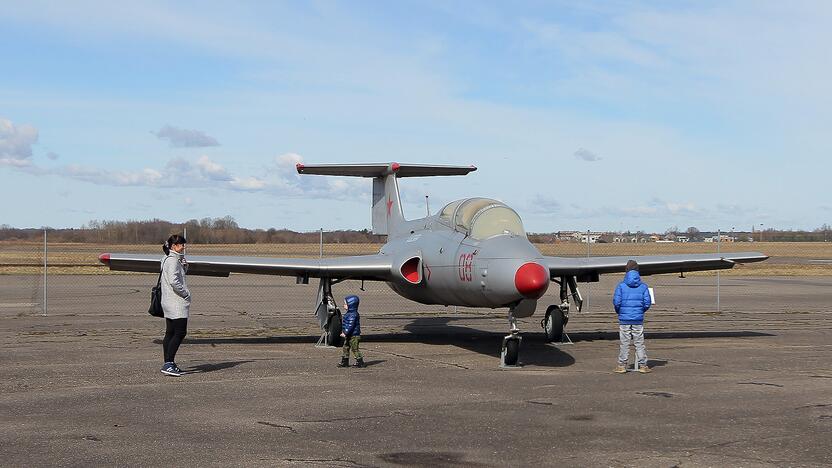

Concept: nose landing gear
[[500, 299, 536, 367], [500, 314, 522, 367]]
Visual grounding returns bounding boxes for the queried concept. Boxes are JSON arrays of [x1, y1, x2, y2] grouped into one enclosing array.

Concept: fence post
[[43, 228, 47, 316], [716, 228, 720, 313], [586, 229, 591, 311]]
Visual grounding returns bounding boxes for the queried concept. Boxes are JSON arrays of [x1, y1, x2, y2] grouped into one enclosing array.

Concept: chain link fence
[[2, 232, 830, 329]]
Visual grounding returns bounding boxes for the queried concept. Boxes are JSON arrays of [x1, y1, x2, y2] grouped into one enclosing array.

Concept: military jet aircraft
[[99, 163, 768, 365]]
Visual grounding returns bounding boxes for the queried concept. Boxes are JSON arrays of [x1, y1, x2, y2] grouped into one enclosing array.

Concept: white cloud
[[6, 147, 359, 200], [194, 155, 232, 181], [54, 156, 261, 192], [0, 118, 38, 167], [229, 176, 267, 191], [270, 152, 367, 200], [275, 152, 304, 169], [528, 195, 700, 220], [61, 164, 164, 186], [153, 125, 220, 148], [1, 121, 364, 200]]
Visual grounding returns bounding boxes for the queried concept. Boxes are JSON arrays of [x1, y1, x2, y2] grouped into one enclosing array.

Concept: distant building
[[556, 231, 607, 243], [704, 235, 735, 243], [580, 232, 603, 244]]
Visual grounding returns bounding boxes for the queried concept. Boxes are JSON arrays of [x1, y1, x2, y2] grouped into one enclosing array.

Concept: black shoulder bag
[[148, 257, 169, 318]]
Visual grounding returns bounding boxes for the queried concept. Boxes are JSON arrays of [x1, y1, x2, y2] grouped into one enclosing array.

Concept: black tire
[[544, 305, 565, 342], [504, 338, 520, 366], [327, 311, 343, 347]]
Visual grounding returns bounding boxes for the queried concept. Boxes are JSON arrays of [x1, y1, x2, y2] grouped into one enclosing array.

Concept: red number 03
[[458, 253, 473, 282]]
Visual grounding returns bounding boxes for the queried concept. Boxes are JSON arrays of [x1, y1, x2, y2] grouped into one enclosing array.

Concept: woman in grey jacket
[[160, 234, 191, 377]]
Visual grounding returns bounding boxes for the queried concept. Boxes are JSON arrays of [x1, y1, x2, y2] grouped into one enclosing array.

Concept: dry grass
[[1, 241, 830, 276], [535, 241, 832, 258]]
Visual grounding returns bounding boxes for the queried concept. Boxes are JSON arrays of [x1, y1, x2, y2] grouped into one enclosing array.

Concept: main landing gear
[[542, 305, 567, 343], [314, 278, 343, 348], [541, 276, 583, 344]]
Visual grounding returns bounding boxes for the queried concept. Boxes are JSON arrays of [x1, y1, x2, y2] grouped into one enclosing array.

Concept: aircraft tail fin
[[296, 163, 476, 235]]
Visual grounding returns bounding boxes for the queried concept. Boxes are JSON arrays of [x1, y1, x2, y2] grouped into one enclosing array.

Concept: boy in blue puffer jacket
[[338, 295, 365, 368], [613, 260, 652, 374]]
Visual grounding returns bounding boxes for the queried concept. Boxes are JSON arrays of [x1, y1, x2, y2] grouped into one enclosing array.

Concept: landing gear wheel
[[543, 305, 566, 342], [502, 337, 520, 366], [327, 310, 343, 347]]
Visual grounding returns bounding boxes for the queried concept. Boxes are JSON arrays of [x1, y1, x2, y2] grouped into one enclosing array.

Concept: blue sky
[[1, 1, 830, 233]]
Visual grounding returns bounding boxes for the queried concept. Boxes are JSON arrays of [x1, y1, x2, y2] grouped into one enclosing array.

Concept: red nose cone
[[515, 262, 549, 299], [98, 253, 110, 265]]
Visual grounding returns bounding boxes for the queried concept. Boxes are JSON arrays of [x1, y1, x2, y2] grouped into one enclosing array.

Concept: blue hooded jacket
[[341, 295, 361, 337], [613, 270, 651, 325]]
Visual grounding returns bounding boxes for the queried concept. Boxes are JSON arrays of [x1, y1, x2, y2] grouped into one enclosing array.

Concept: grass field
[[1, 241, 830, 275]]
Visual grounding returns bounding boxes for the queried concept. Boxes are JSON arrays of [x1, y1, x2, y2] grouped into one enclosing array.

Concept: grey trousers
[[618, 324, 647, 366]]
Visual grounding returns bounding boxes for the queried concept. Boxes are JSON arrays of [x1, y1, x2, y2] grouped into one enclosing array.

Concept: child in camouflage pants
[[338, 295, 365, 368]]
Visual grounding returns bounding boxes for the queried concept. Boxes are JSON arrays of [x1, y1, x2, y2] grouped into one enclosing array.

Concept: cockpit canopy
[[438, 198, 526, 240]]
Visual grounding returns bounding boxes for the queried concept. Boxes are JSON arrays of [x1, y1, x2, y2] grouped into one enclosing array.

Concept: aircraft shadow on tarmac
[[183, 360, 254, 374], [161, 316, 773, 369]]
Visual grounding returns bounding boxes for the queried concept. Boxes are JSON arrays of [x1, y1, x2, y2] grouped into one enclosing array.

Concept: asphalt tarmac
[[2, 275, 831, 467]]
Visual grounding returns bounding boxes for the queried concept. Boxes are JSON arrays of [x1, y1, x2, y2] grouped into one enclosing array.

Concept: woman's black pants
[[163, 318, 188, 363]]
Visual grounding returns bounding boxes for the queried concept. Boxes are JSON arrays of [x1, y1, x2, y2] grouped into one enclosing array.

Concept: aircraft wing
[[544, 252, 768, 279], [98, 253, 394, 281]]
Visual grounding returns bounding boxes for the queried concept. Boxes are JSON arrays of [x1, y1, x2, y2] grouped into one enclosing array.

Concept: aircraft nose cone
[[514, 262, 549, 299]]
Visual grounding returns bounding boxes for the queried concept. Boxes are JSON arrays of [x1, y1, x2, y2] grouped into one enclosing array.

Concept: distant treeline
[[1, 217, 830, 243], [0, 217, 386, 244]]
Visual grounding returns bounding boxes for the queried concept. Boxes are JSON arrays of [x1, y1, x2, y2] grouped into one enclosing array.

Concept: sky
[[1, 1, 830, 233]]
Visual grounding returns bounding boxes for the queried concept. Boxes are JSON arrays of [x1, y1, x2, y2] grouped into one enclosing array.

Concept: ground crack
[[637, 391, 674, 398], [375, 350, 470, 370], [796, 403, 831, 410], [666, 358, 721, 367], [293, 415, 388, 423], [280, 458, 371, 467], [738, 381, 784, 388], [257, 421, 296, 433]]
